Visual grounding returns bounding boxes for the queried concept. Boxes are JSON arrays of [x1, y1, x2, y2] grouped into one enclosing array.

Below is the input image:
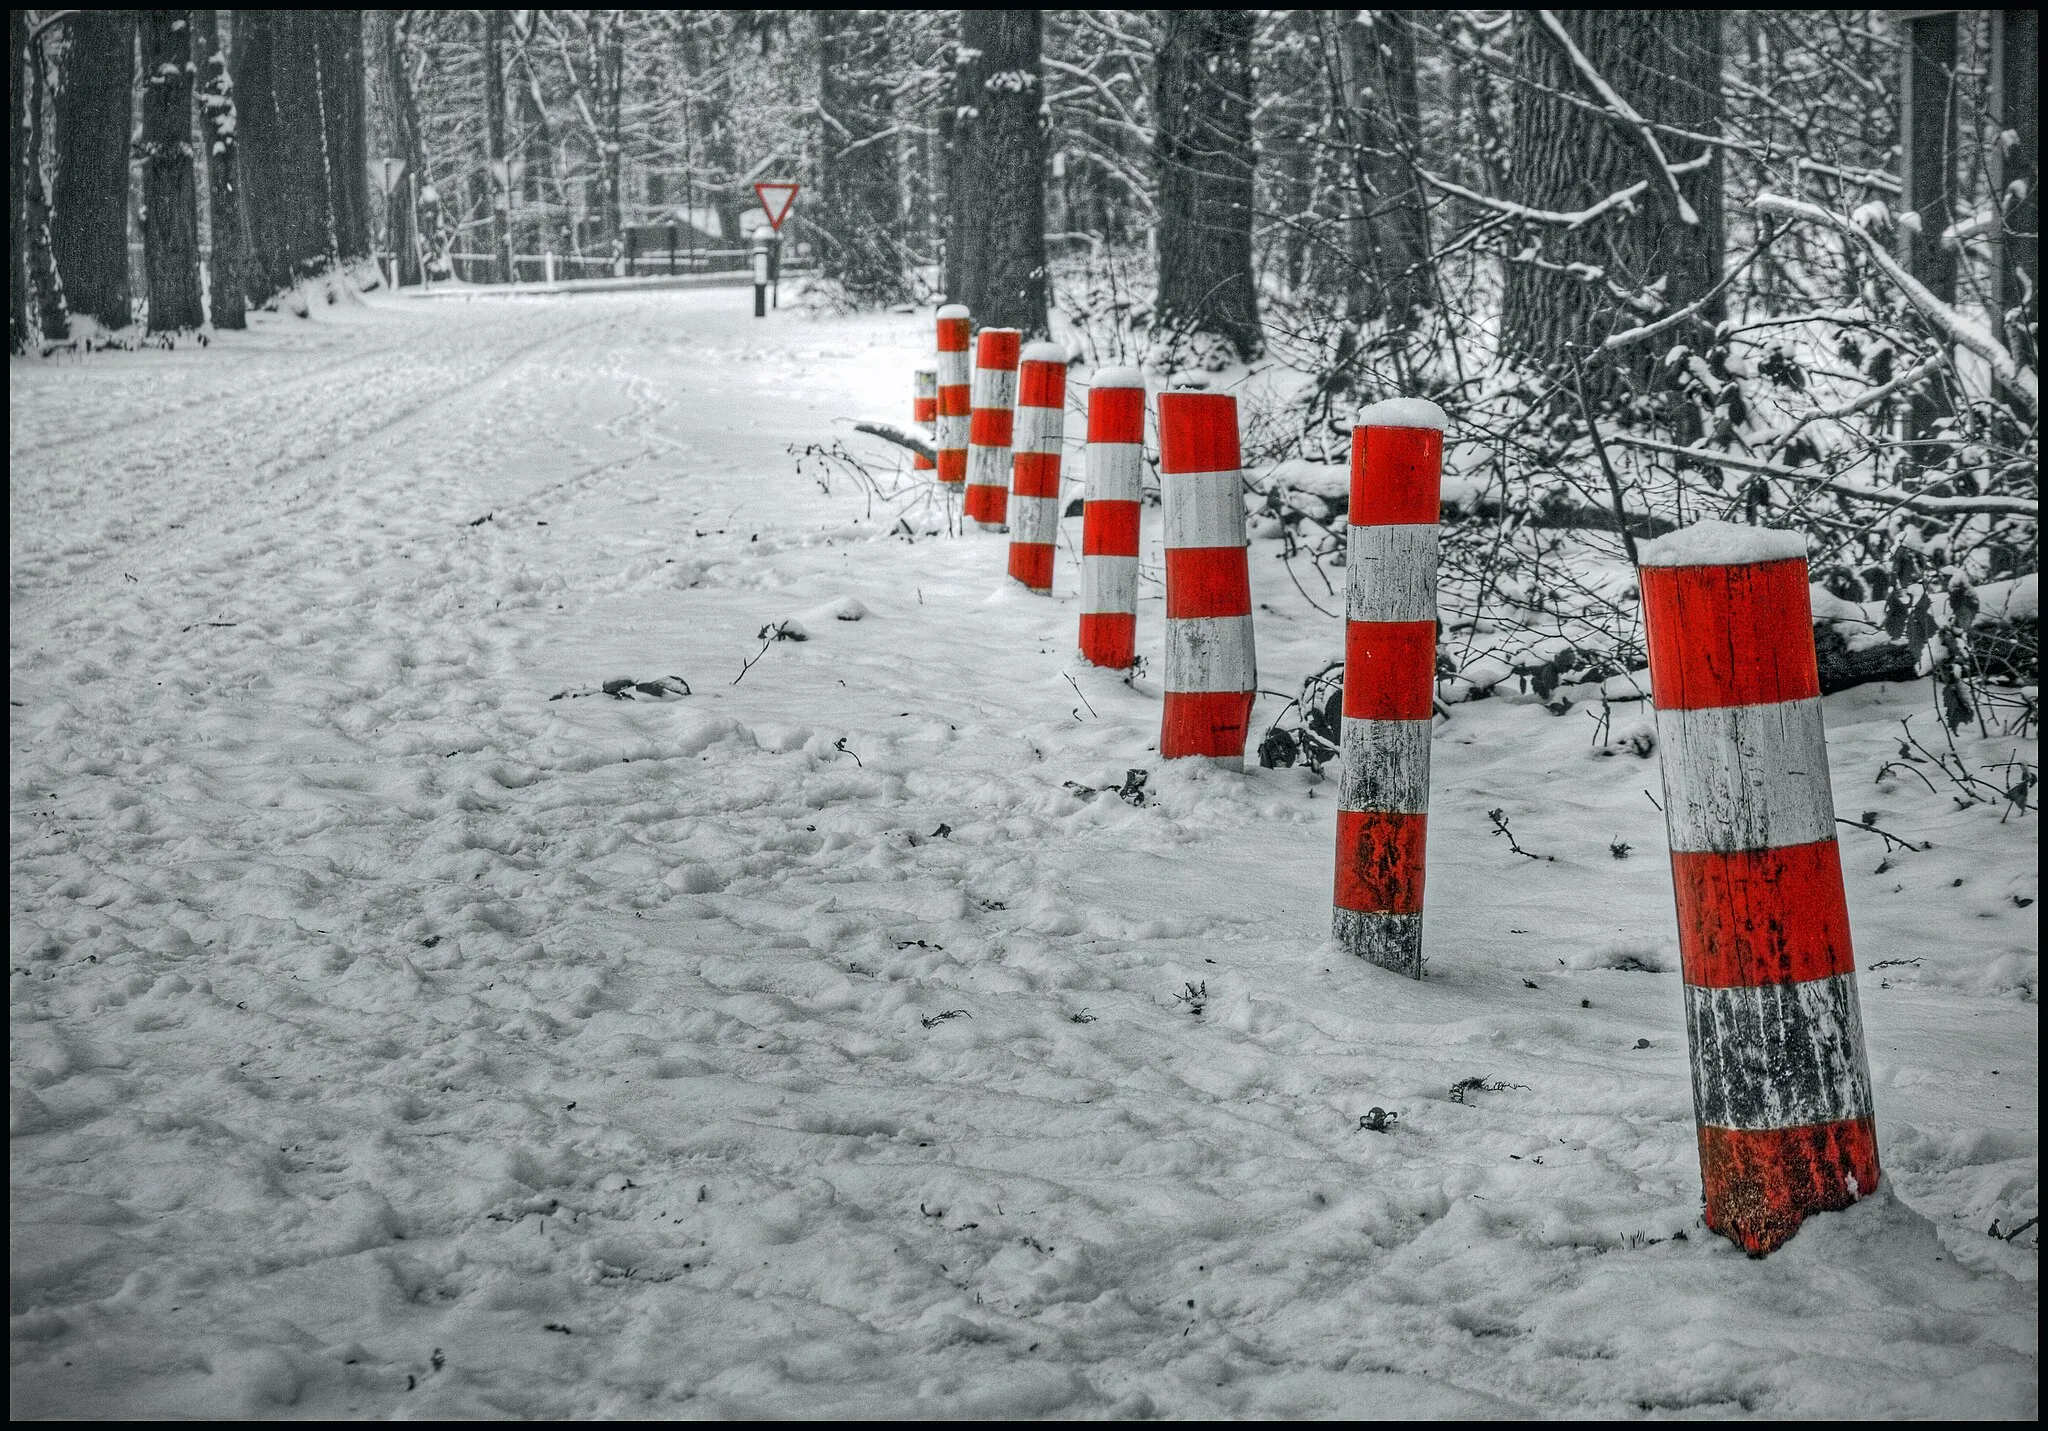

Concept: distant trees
[[1154, 9, 1260, 359]]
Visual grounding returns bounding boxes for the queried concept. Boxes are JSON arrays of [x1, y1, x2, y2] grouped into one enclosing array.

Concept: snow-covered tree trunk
[[140, 11, 205, 332], [17, 18, 66, 344], [191, 8, 248, 327], [950, 10, 1047, 336], [51, 10, 135, 331], [816, 10, 904, 306], [1155, 9, 1261, 360], [1499, 10, 1724, 388]]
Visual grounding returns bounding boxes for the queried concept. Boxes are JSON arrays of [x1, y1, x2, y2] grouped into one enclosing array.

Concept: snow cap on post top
[[937, 303, 970, 343], [1638, 519, 1808, 567], [1355, 396, 1448, 431], [1017, 341, 1068, 406], [1090, 366, 1145, 388], [1087, 368, 1146, 444]]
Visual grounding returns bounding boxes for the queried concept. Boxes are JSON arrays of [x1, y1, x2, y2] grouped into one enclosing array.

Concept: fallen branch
[[851, 422, 936, 464]]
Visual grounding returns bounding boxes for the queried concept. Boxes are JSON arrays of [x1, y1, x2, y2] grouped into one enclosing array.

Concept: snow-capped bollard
[[1332, 398, 1447, 979], [912, 366, 937, 472], [1158, 390, 1255, 768], [1078, 368, 1146, 668], [1007, 342, 1067, 592], [965, 328, 1022, 529], [1639, 519, 1879, 1257], [935, 305, 971, 487]]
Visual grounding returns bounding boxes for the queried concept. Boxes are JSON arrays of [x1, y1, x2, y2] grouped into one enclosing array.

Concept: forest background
[[7, 9, 2039, 757]]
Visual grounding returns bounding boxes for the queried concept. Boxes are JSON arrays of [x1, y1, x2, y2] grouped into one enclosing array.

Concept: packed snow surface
[[10, 290, 2036, 1419], [1638, 519, 1809, 568], [1355, 397, 1449, 432]]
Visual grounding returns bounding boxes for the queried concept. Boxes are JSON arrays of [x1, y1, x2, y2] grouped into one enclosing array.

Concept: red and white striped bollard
[[935, 305, 971, 488], [1332, 399, 1445, 978], [1008, 342, 1066, 592], [1158, 391, 1256, 768], [965, 328, 1022, 529], [1639, 519, 1879, 1257], [913, 366, 937, 473], [1078, 368, 1145, 668]]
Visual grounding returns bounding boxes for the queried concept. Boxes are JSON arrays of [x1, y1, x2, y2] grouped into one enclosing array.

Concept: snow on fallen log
[[850, 422, 936, 464]]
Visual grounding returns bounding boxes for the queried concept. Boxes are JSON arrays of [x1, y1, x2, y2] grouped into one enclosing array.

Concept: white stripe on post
[[1008, 341, 1066, 593], [1079, 368, 1145, 670]]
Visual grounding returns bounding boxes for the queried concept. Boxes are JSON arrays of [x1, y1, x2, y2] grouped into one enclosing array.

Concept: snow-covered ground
[[10, 288, 2036, 1419]]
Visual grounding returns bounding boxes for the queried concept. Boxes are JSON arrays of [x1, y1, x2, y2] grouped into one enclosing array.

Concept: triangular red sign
[[754, 182, 800, 231]]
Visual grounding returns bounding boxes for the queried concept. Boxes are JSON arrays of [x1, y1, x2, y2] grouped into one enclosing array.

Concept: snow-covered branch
[[1532, 10, 1699, 226], [1608, 434, 2038, 518], [1420, 169, 1648, 229], [1754, 193, 2038, 416]]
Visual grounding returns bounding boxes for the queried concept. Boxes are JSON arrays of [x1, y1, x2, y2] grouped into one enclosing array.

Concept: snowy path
[[11, 291, 2036, 1418]]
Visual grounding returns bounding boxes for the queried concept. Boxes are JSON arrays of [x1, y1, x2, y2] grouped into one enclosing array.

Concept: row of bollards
[[901, 306, 1879, 1257]]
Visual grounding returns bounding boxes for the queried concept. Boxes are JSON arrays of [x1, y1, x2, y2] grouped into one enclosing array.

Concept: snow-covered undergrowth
[[11, 290, 2036, 1417]]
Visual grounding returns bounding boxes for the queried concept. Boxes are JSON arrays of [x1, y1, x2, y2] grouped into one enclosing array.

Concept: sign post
[[370, 157, 407, 287], [752, 181, 799, 312]]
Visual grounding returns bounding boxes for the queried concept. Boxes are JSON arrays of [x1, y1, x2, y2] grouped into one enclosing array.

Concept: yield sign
[[369, 157, 407, 197], [753, 181, 800, 231]]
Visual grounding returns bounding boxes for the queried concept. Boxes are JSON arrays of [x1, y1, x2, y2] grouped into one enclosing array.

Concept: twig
[[1571, 356, 1640, 566], [1488, 808, 1554, 861], [731, 638, 772, 686], [1064, 672, 1097, 718]]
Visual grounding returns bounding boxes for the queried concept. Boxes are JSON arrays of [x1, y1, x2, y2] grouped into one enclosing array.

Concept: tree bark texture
[[1499, 10, 1724, 387], [10, 9, 26, 350], [385, 11, 424, 284], [950, 10, 1047, 335], [1155, 9, 1261, 360], [140, 12, 205, 332], [19, 22, 67, 342], [236, 11, 369, 303], [816, 10, 904, 305], [191, 8, 248, 326], [1338, 11, 1429, 326], [482, 9, 511, 282], [1991, 9, 2035, 368], [51, 10, 135, 331]]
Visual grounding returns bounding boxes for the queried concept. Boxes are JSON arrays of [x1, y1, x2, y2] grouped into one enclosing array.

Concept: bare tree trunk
[[951, 10, 1047, 335], [322, 10, 370, 263], [51, 10, 135, 331], [140, 11, 205, 332], [386, 11, 425, 284], [1500, 11, 1724, 388], [9, 9, 26, 350], [21, 22, 66, 343], [1338, 10, 1429, 327], [603, 14, 624, 272], [191, 8, 247, 326], [1155, 9, 1260, 359], [483, 9, 511, 282], [817, 10, 904, 305], [1991, 9, 2037, 369]]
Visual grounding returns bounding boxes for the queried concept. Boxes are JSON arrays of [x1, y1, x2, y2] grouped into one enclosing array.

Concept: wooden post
[[1008, 343, 1066, 591], [964, 328, 1022, 530], [1078, 369, 1146, 668], [1332, 399, 1446, 978], [935, 305, 971, 487], [1158, 391, 1256, 768], [1639, 520, 1880, 1257]]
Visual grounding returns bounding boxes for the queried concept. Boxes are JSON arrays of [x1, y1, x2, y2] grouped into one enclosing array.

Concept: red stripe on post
[[1078, 612, 1135, 669], [938, 318, 969, 352], [1012, 452, 1061, 499], [1088, 387, 1146, 444], [937, 450, 967, 484], [1333, 809, 1428, 915], [1350, 426, 1444, 527], [938, 385, 971, 418], [1018, 361, 1064, 409], [1161, 690, 1256, 760], [1164, 547, 1252, 619], [1671, 841, 1855, 988], [1083, 501, 1140, 555], [976, 328, 1022, 370], [914, 399, 936, 422], [1342, 621, 1438, 720], [1642, 559, 1820, 712], [969, 408, 1014, 448], [1698, 1117, 1880, 1257], [1008, 544, 1054, 590], [1158, 392, 1242, 475]]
